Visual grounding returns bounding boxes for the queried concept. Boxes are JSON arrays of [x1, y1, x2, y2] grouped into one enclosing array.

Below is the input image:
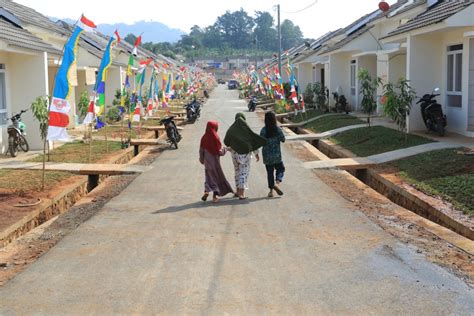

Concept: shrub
[[358, 68, 382, 126]]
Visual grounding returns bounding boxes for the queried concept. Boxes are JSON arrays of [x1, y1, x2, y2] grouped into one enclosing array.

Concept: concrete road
[[1, 86, 472, 315]]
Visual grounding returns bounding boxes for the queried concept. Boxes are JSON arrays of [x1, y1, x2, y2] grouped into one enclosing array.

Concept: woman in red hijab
[[199, 121, 233, 203]]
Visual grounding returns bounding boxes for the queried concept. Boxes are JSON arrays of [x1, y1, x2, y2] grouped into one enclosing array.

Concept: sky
[[15, 0, 391, 40]]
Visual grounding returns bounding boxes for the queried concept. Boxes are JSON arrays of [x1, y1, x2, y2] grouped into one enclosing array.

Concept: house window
[[350, 60, 356, 96], [0, 66, 6, 125], [447, 44, 463, 108]]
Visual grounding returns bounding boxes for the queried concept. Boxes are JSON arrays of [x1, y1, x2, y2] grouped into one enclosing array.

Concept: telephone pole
[[277, 4, 282, 76]]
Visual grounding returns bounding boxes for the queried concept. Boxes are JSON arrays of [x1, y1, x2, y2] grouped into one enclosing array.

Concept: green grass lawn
[[30, 140, 123, 164], [305, 114, 365, 133], [291, 109, 325, 123], [330, 126, 434, 157], [390, 148, 474, 215]]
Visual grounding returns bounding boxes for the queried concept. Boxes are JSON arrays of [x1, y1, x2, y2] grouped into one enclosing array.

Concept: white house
[[0, 6, 62, 153], [382, 0, 474, 136]]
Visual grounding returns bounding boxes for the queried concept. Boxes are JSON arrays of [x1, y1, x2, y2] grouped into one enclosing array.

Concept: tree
[[358, 68, 382, 126], [215, 9, 255, 49], [382, 79, 416, 139], [280, 20, 303, 51], [124, 33, 138, 46], [254, 11, 277, 51]]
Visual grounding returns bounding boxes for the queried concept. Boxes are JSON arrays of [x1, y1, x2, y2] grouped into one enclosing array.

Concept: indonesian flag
[[132, 35, 142, 56], [114, 30, 121, 43], [78, 15, 97, 33], [47, 97, 71, 141], [290, 85, 298, 105], [147, 99, 153, 117], [133, 101, 141, 122], [83, 99, 96, 125]]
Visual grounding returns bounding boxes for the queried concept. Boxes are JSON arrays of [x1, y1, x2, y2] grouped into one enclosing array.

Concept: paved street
[[0, 86, 473, 314]]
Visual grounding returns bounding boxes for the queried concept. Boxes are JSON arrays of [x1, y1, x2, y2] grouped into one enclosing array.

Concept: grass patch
[[291, 109, 324, 123], [330, 126, 434, 157], [391, 148, 474, 215], [0, 169, 72, 192], [305, 114, 365, 133], [30, 140, 123, 164]]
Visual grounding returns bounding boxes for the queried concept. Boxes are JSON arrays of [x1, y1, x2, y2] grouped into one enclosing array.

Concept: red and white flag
[[147, 99, 153, 117], [47, 97, 71, 141], [78, 15, 96, 33], [133, 102, 141, 122], [132, 35, 142, 56], [300, 94, 306, 113], [290, 85, 298, 105], [83, 99, 96, 125], [114, 30, 121, 43]]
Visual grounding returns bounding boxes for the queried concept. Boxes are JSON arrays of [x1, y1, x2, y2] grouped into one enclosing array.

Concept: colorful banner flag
[[48, 16, 96, 141]]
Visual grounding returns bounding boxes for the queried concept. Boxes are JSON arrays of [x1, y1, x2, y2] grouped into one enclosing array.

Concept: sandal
[[273, 185, 283, 196], [267, 191, 274, 198], [239, 196, 248, 200], [212, 197, 219, 203], [201, 193, 209, 201]]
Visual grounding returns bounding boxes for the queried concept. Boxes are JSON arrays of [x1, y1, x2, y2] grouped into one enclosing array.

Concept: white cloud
[[15, 0, 390, 39]]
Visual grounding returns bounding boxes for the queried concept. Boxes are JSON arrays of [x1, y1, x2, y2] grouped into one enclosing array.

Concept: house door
[[350, 60, 357, 110], [469, 38, 474, 131]]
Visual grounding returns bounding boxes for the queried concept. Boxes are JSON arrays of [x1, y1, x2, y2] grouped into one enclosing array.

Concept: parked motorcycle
[[248, 95, 257, 112], [203, 90, 210, 98], [185, 100, 201, 123], [332, 92, 350, 114], [7, 109, 29, 157], [417, 88, 447, 136], [160, 116, 182, 149]]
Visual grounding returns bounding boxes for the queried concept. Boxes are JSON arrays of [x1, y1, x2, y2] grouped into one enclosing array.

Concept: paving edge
[[283, 127, 474, 255]]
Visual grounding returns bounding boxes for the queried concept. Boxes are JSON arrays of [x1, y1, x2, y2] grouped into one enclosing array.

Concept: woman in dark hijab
[[224, 113, 267, 199], [260, 112, 286, 197], [199, 121, 233, 203]]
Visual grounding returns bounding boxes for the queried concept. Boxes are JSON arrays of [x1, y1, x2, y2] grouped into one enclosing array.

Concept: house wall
[[469, 37, 474, 132], [329, 53, 352, 108], [358, 55, 377, 112], [8, 52, 49, 150], [0, 51, 12, 154], [407, 34, 443, 132], [297, 62, 313, 92], [106, 67, 123, 107]]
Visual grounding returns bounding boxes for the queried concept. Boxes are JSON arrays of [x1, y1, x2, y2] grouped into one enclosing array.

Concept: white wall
[[407, 34, 443, 131], [297, 62, 313, 93], [329, 53, 351, 108], [106, 67, 123, 107], [9, 52, 49, 150], [358, 55, 377, 112]]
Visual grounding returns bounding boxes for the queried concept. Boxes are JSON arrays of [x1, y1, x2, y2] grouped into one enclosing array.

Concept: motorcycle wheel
[[18, 135, 29, 152], [169, 129, 178, 149], [436, 122, 445, 136], [8, 135, 17, 157]]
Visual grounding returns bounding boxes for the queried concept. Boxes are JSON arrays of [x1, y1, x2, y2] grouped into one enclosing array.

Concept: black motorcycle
[[332, 92, 350, 114], [160, 116, 182, 149], [248, 96, 257, 112], [185, 100, 201, 123], [7, 109, 29, 157], [203, 90, 210, 98], [417, 88, 447, 136]]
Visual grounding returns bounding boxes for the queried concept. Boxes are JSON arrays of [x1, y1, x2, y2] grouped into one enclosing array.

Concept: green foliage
[[124, 8, 305, 60], [303, 83, 315, 105], [305, 114, 364, 133], [392, 148, 474, 215], [77, 90, 90, 118], [30, 96, 49, 141], [282, 82, 291, 99], [358, 68, 382, 126], [274, 99, 289, 114], [382, 79, 416, 134], [313, 83, 328, 111], [106, 106, 121, 122], [330, 126, 434, 157]]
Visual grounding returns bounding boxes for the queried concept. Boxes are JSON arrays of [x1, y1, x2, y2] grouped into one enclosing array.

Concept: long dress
[[230, 149, 257, 190], [200, 147, 233, 196]]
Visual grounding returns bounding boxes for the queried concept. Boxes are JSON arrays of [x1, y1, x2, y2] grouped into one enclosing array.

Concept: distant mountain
[[52, 18, 185, 43]]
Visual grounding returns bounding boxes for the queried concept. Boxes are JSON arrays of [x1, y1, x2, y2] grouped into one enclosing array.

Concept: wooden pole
[[89, 123, 92, 163]]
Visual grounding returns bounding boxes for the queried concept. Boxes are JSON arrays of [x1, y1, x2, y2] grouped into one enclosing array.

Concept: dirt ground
[[287, 141, 474, 287], [0, 146, 166, 286]]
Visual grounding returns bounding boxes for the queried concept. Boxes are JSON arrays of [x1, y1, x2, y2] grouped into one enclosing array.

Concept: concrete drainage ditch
[[290, 125, 473, 241]]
